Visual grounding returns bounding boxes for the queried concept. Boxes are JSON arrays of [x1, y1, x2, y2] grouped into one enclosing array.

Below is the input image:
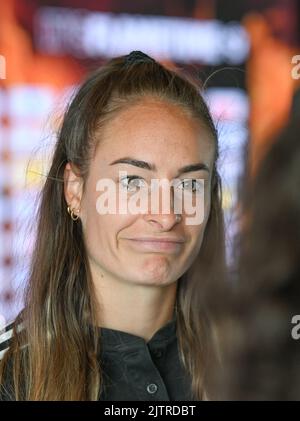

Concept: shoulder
[[0, 319, 26, 401], [0, 320, 25, 361]]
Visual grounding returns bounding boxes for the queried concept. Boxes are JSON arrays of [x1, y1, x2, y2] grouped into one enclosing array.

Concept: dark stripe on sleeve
[[0, 338, 12, 352], [4, 322, 15, 332]]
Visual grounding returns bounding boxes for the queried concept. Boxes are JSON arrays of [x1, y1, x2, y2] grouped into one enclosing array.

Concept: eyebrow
[[109, 157, 210, 176]]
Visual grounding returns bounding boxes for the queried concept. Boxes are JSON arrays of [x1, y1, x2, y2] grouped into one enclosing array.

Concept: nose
[[143, 184, 181, 230]]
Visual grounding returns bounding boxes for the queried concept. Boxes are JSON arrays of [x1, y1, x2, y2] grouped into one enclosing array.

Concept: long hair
[[0, 52, 226, 400]]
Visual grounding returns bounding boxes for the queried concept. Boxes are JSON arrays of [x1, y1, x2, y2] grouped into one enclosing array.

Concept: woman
[[0, 51, 226, 401]]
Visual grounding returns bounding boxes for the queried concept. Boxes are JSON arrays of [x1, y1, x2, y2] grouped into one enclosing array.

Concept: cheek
[[81, 179, 141, 248], [82, 194, 137, 256], [186, 193, 211, 250], [82, 213, 122, 268]]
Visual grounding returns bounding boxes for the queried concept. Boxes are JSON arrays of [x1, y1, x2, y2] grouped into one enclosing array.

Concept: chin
[[134, 270, 176, 287]]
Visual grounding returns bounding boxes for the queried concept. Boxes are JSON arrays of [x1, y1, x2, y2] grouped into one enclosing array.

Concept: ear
[[64, 162, 83, 215]]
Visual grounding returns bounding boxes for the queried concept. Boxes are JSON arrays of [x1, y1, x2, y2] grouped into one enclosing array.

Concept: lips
[[127, 237, 185, 243], [125, 237, 185, 253]]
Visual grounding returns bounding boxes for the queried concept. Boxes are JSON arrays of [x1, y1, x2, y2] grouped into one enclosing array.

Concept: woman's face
[[79, 98, 215, 287]]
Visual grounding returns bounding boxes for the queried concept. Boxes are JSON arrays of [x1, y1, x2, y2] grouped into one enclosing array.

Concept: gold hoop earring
[[67, 205, 79, 221]]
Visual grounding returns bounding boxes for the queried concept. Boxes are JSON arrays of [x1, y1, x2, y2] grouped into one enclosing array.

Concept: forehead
[[94, 99, 215, 169]]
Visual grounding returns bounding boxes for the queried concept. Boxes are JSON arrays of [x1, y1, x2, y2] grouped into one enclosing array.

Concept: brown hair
[[0, 51, 226, 400]]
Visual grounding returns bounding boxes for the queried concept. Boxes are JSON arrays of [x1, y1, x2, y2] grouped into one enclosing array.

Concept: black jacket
[[0, 316, 194, 401]]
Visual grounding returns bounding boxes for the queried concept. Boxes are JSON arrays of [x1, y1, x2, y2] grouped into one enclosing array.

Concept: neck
[[90, 264, 178, 342]]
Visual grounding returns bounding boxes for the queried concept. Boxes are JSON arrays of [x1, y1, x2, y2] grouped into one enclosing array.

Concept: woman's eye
[[120, 176, 147, 192], [176, 179, 203, 193]]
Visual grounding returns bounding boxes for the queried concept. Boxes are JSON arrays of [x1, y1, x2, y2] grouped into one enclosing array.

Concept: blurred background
[[0, 0, 299, 327]]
